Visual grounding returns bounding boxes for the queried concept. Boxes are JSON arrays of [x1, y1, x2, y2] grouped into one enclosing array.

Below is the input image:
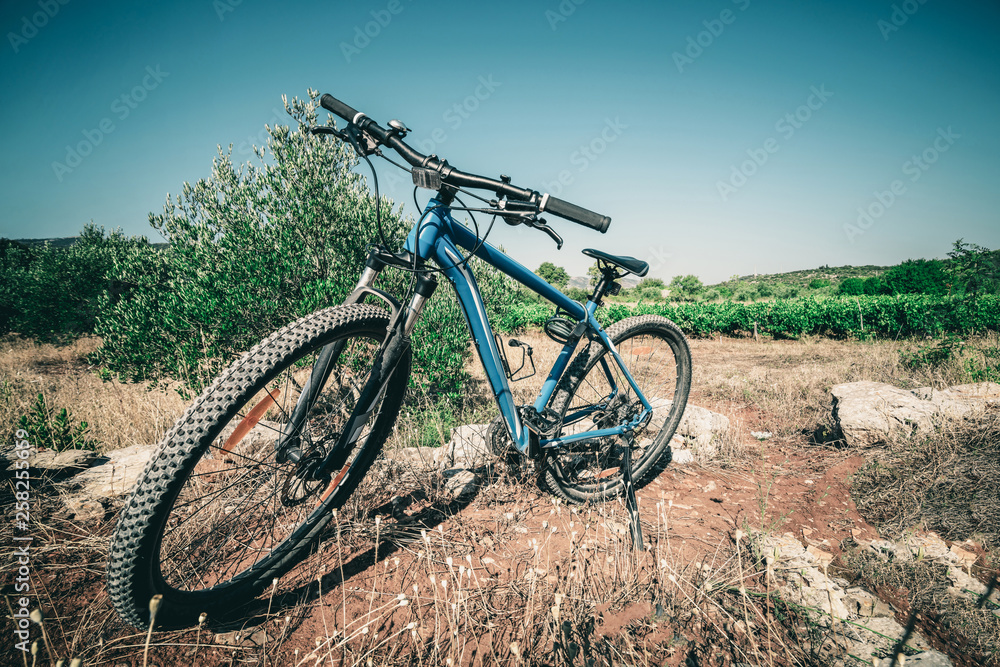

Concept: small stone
[[903, 650, 953, 667], [443, 469, 478, 499], [806, 545, 834, 566], [948, 544, 977, 569], [62, 496, 105, 523], [671, 449, 695, 465]]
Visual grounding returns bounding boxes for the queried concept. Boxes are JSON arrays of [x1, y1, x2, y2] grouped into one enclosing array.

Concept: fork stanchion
[[621, 439, 643, 550]]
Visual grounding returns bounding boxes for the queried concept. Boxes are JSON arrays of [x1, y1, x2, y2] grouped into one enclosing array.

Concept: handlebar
[[320, 93, 611, 233]]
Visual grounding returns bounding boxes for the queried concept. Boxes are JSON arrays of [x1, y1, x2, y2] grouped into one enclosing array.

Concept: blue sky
[[2, 0, 998, 283]]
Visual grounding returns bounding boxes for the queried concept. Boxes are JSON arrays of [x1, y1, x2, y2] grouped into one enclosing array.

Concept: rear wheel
[[543, 315, 691, 504], [106, 304, 409, 629]]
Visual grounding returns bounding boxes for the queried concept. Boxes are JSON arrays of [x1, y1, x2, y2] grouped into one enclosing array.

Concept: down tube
[[433, 239, 532, 455]]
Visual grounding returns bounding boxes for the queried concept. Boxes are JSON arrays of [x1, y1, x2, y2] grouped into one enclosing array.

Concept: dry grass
[[846, 548, 1000, 665], [687, 332, 1000, 438], [4, 330, 999, 665], [0, 334, 186, 452], [851, 408, 1000, 551]]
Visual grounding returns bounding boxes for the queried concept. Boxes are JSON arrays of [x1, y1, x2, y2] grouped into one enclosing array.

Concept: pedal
[[520, 406, 561, 438]]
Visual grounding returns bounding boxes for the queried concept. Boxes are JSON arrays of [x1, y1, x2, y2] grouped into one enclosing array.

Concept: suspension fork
[[312, 271, 436, 477], [274, 250, 436, 477]]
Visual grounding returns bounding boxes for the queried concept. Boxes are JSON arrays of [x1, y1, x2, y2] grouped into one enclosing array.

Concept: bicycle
[[106, 93, 692, 629]]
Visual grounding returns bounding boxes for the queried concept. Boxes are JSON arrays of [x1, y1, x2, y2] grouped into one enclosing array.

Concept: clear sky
[[2, 0, 998, 284]]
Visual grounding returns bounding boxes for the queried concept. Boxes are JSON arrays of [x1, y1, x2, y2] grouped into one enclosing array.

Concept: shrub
[[838, 277, 865, 296], [0, 225, 150, 341], [19, 392, 99, 451], [92, 91, 515, 395], [863, 276, 889, 295], [883, 258, 949, 295], [808, 278, 830, 289]]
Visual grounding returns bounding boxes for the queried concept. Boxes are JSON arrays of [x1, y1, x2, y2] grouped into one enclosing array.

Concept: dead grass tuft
[[0, 335, 186, 452], [851, 408, 1000, 552]]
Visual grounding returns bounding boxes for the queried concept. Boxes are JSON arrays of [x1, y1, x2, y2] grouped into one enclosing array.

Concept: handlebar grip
[[320, 94, 362, 123], [541, 195, 611, 233]]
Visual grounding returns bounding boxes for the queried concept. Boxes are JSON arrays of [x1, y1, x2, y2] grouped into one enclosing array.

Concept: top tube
[[405, 198, 588, 322]]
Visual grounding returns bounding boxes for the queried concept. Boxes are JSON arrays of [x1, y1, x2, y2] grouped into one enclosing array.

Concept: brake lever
[[310, 126, 347, 140], [529, 219, 563, 250]]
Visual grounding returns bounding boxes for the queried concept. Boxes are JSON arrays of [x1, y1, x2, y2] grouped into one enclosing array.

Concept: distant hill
[[13, 236, 82, 248], [713, 264, 893, 288], [12, 236, 169, 250]]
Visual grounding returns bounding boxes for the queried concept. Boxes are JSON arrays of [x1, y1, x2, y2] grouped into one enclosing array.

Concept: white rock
[[671, 449, 695, 465], [438, 424, 492, 469], [831, 381, 938, 446], [384, 446, 441, 470], [902, 651, 953, 667], [32, 449, 100, 475], [443, 469, 479, 499], [650, 399, 730, 458], [69, 443, 159, 498], [927, 382, 1000, 419]]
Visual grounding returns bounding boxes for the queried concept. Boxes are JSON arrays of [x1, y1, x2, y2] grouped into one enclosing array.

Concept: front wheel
[[543, 315, 692, 504], [106, 304, 410, 629]]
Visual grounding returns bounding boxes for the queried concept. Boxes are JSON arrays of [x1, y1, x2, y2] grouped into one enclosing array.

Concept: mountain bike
[[107, 93, 692, 629]]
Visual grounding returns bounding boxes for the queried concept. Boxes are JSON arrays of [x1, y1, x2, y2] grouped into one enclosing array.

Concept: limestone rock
[[927, 382, 1000, 419], [384, 446, 441, 470], [831, 381, 938, 446], [69, 443, 158, 498], [899, 651, 953, 667], [62, 496, 106, 523], [650, 399, 730, 458], [438, 424, 492, 469], [32, 449, 100, 476], [443, 469, 479, 499]]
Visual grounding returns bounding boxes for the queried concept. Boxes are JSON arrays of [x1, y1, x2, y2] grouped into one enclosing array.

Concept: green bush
[[838, 277, 865, 295], [92, 91, 516, 396], [19, 393, 99, 451], [0, 225, 150, 341], [883, 258, 949, 295], [808, 278, 830, 289], [863, 276, 889, 295]]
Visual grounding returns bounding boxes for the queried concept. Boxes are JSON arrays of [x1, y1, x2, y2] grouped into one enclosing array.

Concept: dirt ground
[[0, 333, 991, 666]]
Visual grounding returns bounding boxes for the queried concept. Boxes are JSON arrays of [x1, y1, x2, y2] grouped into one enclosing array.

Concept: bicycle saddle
[[582, 248, 649, 277]]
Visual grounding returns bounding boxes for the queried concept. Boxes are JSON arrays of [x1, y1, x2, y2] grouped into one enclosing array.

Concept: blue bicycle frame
[[402, 197, 654, 457]]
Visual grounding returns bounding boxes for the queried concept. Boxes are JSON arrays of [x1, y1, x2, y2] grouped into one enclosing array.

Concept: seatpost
[[590, 264, 622, 306]]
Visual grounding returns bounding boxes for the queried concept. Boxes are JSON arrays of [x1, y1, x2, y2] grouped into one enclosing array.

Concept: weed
[[899, 333, 966, 370], [18, 392, 98, 451]]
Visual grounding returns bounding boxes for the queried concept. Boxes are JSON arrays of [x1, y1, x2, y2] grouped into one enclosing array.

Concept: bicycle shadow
[[208, 469, 489, 634]]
